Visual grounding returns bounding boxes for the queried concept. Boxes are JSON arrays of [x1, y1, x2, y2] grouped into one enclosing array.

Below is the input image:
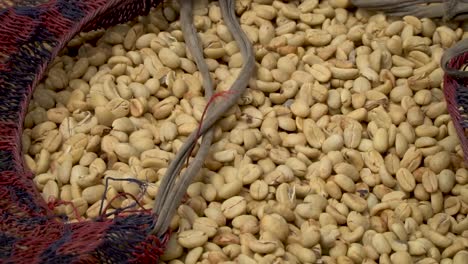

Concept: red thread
[[185, 90, 236, 167], [47, 196, 84, 222]]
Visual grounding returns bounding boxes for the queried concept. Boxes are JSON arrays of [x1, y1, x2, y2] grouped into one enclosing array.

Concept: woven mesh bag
[[441, 39, 468, 162], [0, 0, 171, 263]]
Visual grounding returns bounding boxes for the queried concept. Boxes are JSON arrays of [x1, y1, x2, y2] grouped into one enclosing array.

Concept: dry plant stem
[[352, 0, 441, 9], [152, 0, 255, 236], [152, 0, 214, 236], [386, 5, 443, 18], [164, 0, 216, 213], [352, 0, 468, 20]]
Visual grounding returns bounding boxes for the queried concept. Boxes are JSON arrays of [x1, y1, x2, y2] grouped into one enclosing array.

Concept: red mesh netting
[[443, 51, 468, 162], [0, 0, 169, 262], [440, 36, 468, 162]]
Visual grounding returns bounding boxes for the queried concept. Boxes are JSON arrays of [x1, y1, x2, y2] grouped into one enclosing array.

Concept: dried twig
[[152, 0, 255, 237], [351, 0, 468, 21]]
